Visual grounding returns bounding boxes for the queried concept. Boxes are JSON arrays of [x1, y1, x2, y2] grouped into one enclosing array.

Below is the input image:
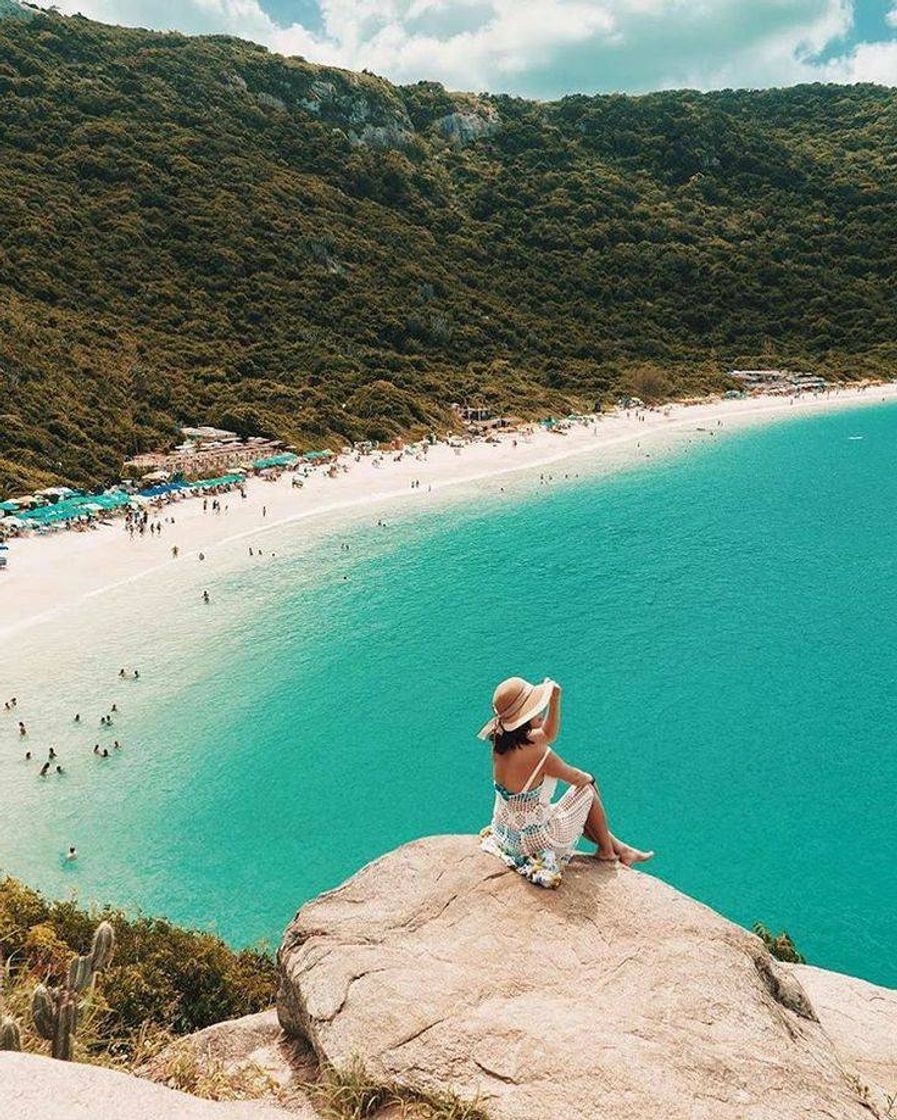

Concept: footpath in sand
[[1, 386, 895, 641]]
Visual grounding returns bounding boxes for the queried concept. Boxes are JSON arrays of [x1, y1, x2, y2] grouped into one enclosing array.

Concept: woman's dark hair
[[492, 720, 534, 755]]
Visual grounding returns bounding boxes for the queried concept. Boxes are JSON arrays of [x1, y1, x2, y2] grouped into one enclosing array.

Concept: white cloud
[[30, 0, 897, 94]]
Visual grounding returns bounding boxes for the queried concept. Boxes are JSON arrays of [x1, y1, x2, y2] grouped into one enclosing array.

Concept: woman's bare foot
[[619, 846, 654, 867], [595, 848, 618, 862]]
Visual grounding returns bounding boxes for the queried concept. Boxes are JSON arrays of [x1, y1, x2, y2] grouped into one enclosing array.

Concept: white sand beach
[[1, 384, 895, 642]]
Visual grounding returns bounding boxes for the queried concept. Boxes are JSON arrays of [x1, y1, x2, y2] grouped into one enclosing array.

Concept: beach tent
[[186, 474, 244, 491], [303, 450, 333, 461], [139, 481, 189, 498], [252, 453, 298, 470]]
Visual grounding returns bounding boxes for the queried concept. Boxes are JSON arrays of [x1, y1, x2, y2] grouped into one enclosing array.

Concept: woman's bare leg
[[583, 788, 654, 866], [583, 789, 617, 860]]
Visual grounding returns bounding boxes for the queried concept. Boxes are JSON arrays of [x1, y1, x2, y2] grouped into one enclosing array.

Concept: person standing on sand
[[478, 677, 653, 888]]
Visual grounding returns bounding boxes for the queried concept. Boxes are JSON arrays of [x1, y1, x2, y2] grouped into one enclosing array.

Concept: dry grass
[[305, 1059, 489, 1120], [141, 1044, 490, 1120], [141, 1038, 284, 1103]]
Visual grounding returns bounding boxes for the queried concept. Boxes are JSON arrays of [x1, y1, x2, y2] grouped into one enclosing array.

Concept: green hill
[[1, 9, 896, 493]]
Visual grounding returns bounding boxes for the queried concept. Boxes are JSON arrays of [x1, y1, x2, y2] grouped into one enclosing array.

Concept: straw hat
[[477, 676, 554, 740]]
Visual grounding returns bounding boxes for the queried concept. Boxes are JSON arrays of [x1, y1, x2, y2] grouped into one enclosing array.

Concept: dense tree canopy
[[1, 9, 895, 492]]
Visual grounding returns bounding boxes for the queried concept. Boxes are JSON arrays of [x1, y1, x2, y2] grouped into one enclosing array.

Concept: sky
[[27, 1, 897, 97]]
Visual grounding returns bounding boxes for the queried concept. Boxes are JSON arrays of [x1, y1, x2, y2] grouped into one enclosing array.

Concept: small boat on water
[[848, 435, 864, 441]]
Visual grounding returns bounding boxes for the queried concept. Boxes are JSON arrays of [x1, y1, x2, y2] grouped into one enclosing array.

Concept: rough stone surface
[[0, 1052, 298, 1120], [256, 92, 287, 112], [436, 110, 499, 146], [348, 122, 415, 150], [143, 1009, 319, 1117], [277, 835, 883, 1120], [789, 963, 897, 1111]]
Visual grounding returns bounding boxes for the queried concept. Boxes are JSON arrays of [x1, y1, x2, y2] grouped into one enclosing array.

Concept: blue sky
[[31, 2, 897, 97]]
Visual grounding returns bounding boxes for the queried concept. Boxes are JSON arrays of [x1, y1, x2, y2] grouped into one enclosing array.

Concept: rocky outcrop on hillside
[[277, 835, 892, 1120], [218, 57, 498, 151], [0, 0, 33, 22], [436, 109, 500, 147]]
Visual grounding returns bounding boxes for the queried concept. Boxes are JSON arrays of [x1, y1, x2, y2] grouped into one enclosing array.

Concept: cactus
[[89, 922, 115, 973], [31, 983, 55, 1039], [31, 921, 116, 1060], [0, 1014, 22, 1051]]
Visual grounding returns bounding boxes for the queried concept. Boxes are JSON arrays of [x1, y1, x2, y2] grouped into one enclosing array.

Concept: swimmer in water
[[18, 722, 26, 736], [39, 761, 50, 777], [25, 750, 31, 760], [114, 740, 122, 750], [56, 765, 64, 775], [203, 590, 210, 603], [49, 747, 57, 760], [66, 846, 77, 861], [94, 744, 100, 754], [74, 713, 80, 722]]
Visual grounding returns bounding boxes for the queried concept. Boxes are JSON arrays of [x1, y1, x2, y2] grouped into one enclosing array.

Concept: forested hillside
[[1, 7, 896, 492]]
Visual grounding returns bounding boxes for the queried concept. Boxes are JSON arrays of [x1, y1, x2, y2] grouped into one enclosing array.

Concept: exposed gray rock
[[278, 834, 883, 1120], [256, 92, 287, 112], [348, 123, 414, 150], [0, 1051, 299, 1120], [223, 72, 248, 92], [0, 0, 33, 22], [436, 110, 499, 147]]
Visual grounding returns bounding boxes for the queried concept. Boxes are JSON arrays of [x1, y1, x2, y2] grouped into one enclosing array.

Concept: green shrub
[[753, 922, 806, 964], [0, 876, 275, 1059]]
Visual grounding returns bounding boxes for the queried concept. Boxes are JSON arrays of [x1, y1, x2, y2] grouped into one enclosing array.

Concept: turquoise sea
[[2, 402, 896, 986]]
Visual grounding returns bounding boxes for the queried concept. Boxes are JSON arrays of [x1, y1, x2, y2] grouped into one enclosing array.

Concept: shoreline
[[2, 384, 896, 641]]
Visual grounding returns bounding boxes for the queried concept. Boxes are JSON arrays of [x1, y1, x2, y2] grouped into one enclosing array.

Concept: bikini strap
[[521, 747, 551, 793]]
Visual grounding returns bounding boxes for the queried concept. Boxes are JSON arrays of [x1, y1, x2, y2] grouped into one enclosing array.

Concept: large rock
[[277, 835, 885, 1120], [0, 1051, 298, 1120], [789, 963, 897, 1112]]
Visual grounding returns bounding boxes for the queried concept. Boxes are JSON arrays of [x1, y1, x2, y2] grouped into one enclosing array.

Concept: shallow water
[[2, 403, 896, 983]]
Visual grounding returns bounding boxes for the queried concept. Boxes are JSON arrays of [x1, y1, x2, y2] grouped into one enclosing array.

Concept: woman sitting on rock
[[479, 676, 653, 888]]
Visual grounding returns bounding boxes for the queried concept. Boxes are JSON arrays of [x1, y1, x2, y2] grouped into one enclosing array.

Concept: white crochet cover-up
[[488, 748, 594, 861]]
